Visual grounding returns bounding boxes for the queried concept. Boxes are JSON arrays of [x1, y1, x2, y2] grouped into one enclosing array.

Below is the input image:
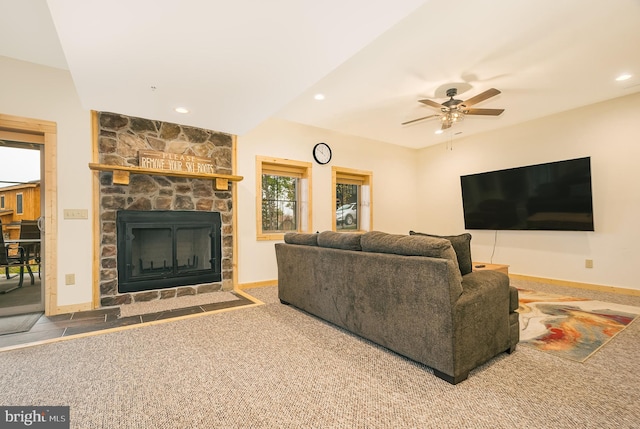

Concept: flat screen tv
[[460, 157, 594, 231]]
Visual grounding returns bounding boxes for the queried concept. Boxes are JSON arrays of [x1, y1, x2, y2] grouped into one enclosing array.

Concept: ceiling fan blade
[[461, 88, 501, 107], [463, 108, 505, 116], [418, 99, 444, 109], [401, 114, 439, 125]]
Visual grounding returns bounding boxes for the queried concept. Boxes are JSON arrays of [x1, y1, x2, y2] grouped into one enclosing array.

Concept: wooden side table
[[472, 262, 509, 276]]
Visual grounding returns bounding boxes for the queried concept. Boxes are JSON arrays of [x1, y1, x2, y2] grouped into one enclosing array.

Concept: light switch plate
[[63, 209, 88, 219]]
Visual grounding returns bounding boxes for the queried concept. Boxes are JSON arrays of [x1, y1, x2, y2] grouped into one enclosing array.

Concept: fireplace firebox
[[116, 210, 222, 293]]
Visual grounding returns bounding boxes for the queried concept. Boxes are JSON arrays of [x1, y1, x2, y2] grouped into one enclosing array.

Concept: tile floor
[[0, 293, 254, 350]]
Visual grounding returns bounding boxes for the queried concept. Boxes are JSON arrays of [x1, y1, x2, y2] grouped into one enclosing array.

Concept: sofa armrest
[[451, 270, 512, 377], [459, 270, 509, 298]]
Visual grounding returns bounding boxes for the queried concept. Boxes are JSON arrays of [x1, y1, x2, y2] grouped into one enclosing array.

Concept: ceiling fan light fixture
[[403, 87, 502, 130], [441, 111, 463, 125]]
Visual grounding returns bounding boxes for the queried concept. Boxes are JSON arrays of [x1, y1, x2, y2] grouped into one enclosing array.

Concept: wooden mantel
[[88, 162, 243, 190]]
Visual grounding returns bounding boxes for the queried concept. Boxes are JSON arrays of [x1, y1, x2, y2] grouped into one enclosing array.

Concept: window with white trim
[[256, 156, 312, 240], [332, 167, 372, 232]]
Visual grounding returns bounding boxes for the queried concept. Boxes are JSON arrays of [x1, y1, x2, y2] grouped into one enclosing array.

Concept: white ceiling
[[1, 0, 639, 149]]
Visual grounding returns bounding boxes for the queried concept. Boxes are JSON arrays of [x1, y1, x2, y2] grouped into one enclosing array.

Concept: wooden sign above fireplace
[[138, 150, 217, 175], [88, 149, 243, 190]]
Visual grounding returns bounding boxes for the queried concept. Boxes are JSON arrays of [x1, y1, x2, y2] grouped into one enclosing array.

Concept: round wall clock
[[313, 142, 332, 165]]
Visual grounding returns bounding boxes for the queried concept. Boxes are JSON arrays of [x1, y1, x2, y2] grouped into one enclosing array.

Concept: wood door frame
[[0, 113, 58, 316]]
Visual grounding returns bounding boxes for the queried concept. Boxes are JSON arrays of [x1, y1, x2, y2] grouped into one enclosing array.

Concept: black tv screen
[[460, 157, 594, 231]]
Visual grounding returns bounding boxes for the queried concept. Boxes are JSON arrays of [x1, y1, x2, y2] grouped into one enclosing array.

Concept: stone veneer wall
[[97, 112, 234, 307]]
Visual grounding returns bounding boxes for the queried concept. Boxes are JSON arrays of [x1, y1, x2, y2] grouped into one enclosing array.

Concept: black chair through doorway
[[0, 220, 26, 294], [18, 220, 41, 284]]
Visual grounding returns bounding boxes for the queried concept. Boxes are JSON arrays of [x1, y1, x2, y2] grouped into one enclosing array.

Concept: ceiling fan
[[402, 87, 504, 130]]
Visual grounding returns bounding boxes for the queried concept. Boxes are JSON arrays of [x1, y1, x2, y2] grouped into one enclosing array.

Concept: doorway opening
[[0, 113, 57, 317], [0, 143, 43, 316]]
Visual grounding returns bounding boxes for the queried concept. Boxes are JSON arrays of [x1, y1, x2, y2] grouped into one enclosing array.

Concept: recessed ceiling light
[[174, 107, 189, 114], [616, 73, 632, 81], [435, 129, 444, 135], [314, 93, 325, 101]]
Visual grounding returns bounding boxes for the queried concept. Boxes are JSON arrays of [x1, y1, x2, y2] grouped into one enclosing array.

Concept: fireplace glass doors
[[116, 211, 222, 293]]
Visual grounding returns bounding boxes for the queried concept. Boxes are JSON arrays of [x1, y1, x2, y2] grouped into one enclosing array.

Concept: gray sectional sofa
[[275, 230, 519, 384]]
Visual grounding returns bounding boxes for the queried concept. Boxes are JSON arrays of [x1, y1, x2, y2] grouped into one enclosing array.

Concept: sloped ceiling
[[1, 0, 639, 149]]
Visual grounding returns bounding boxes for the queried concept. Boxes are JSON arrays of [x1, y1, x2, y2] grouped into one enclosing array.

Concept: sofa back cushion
[[409, 231, 473, 275], [361, 231, 462, 282], [317, 231, 362, 251], [284, 232, 318, 246]]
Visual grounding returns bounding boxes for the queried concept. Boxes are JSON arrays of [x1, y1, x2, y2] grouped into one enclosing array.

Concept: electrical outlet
[[585, 259, 593, 269], [65, 273, 75, 285], [63, 209, 88, 219]]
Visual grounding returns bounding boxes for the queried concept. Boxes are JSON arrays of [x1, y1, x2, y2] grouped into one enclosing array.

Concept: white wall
[[416, 92, 640, 291], [0, 56, 94, 306], [3, 55, 638, 300], [236, 117, 419, 284]]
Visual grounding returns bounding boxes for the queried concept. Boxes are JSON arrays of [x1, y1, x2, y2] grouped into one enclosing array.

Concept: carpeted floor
[[0, 280, 638, 428], [0, 312, 42, 336]]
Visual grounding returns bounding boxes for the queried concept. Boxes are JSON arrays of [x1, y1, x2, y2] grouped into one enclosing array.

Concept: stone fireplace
[[96, 112, 235, 307], [116, 210, 222, 293]]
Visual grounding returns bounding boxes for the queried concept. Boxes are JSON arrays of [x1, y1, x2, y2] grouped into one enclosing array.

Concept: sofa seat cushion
[[410, 231, 473, 276], [361, 231, 462, 282], [317, 231, 362, 251], [284, 232, 318, 246]]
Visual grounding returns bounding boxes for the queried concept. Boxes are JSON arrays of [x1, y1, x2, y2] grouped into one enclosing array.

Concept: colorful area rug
[[517, 288, 640, 362]]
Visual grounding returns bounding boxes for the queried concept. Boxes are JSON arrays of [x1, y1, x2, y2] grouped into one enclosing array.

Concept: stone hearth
[[96, 112, 234, 307]]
